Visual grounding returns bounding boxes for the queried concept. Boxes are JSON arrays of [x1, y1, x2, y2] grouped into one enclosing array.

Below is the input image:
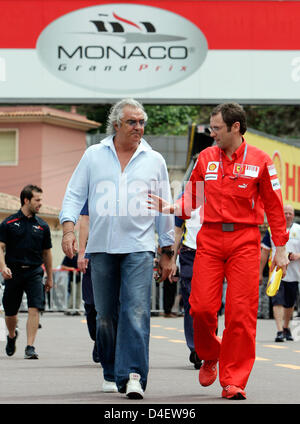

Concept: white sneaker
[[125, 373, 144, 399], [102, 380, 118, 393]]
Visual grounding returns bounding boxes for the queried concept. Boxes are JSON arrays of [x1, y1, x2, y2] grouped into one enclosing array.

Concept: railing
[[0, 269, 169, 316]]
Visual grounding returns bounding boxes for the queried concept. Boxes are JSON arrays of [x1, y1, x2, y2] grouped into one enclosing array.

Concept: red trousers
[[189, 224, 261, 389]]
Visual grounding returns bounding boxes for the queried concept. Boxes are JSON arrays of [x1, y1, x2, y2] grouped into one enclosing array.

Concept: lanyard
[[219, 143, 248, 179]]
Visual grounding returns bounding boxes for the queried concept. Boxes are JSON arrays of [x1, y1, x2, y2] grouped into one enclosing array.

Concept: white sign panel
[[36, 4, 208, 93], [0, 1, 300, 103]]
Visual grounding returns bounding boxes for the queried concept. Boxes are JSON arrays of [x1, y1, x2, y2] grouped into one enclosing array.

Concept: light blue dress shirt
[[59, 135, 174, 253]]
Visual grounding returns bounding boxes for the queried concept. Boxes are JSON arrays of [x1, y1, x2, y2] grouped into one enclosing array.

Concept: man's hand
[[44, 275, 53, 292], [271, 246, 289, 278], [1, 265, 12, 280], [168, 262, 178, 283], [289, 252, 300, 261], [78, 251, 89, 274], [62, 231, 78, 259], [147, 194, 175, 214], [158, 254, 174, 282]]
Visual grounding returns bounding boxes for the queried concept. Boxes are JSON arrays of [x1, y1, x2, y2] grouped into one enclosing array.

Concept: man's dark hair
[[211, 102, 247, 135], [20, 185, 43, 206]]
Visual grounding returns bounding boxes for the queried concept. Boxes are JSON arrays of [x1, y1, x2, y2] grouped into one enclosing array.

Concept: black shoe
[[24, 345, 39, 359], [283, 327, 294, 341], [92, 342, 100, 363], [5, 330, 18, 356], [189, 350, 203, 369], [275, 331, 285, 342]]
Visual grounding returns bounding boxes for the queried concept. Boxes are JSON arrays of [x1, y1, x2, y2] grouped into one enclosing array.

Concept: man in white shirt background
[[260, 204, 300, 342]]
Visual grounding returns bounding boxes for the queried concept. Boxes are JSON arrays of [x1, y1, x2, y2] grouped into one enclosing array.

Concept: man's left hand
[[158, 254, 174, 282], [271, 246, 289, 278], [45, 276, 53, 292]]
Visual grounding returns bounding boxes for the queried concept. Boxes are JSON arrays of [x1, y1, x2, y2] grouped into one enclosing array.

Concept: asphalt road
[[0, 311, 299, 414]]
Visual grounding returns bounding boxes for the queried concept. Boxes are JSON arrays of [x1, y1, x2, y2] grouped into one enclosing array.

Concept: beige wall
[[0, 123, 43, 196], [0, 121, 88, 210], [41, 123, 85, 208]]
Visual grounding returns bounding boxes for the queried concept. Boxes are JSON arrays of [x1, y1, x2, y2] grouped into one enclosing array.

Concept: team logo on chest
[[233, 163, 259, 178]]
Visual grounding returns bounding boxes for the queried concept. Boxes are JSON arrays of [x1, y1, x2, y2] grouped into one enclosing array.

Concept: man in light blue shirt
[[60, 98, 174, 399]]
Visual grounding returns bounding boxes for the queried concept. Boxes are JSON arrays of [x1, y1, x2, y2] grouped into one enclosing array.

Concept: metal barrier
[[0, 269, 170, 315], [46, 269, 83, 314], [2, 268, 299, 318]]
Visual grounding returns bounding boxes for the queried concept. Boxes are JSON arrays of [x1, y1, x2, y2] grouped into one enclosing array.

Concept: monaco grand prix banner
[[1, 0, 300, 103]]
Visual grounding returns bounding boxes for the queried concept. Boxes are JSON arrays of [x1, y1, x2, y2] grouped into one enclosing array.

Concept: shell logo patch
[[206, 162, 219, 173]]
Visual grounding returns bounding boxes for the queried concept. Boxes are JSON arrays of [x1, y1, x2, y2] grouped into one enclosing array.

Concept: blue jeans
[[90, 251, 154, 392]]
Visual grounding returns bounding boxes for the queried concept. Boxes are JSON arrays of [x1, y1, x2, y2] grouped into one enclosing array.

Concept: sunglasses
[[124, 119, 147, 127]]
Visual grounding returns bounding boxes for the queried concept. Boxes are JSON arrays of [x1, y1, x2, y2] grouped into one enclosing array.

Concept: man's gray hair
[[106, 98, 148, 135]]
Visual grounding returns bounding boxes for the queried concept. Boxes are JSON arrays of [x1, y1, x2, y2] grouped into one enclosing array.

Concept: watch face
[[162, 249, 174, 258]]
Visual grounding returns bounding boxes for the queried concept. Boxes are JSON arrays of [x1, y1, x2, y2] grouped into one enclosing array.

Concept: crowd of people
[[0, 99, 299, 402]]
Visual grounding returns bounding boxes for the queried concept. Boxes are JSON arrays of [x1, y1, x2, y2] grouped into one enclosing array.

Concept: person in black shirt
[[61, 253, 81, 313], [0, 184, 53, 359]]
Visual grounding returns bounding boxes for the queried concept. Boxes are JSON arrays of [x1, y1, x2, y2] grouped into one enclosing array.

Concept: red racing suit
[[177, 140, 288, 389]]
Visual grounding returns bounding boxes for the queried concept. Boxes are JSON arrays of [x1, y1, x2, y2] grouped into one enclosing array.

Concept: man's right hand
[[1, 265, 12, 279], [61, 232, 78, 259], [147, 194, 175, 214]]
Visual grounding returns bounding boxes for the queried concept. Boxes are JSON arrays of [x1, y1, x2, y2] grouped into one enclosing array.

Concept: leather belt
[[204, 223, 257, 232], [180, 245, 196, 253], [8, 264, 39, 269]]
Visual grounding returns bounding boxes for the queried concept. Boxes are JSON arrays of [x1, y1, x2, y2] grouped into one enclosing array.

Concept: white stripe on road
[[275, 363, 300, 370]]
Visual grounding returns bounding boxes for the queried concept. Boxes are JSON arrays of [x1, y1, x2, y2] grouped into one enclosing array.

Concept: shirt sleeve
[[261, 229, 271, 250], [59, 151, 90, 224], [176, 156, 205, 220], [258, 157, 289, 246], [0, 220, 7, 244], [175, 216, 184, 228], [42, 225, 52, 250], [80, 199, 89, 216]]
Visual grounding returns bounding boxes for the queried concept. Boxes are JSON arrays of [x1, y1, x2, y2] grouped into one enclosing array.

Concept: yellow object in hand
[[266, 268, 283, 297]]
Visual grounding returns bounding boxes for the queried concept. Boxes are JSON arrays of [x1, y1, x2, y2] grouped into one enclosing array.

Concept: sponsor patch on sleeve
[[271, 178, 281, 191], [268, 164, 277, 177]]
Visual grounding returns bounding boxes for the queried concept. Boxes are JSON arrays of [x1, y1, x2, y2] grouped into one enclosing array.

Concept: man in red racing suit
[[148, 103, 289, 400]]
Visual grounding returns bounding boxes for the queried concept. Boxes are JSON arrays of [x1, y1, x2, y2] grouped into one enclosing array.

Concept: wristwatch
[[161, 247, 175, 258]]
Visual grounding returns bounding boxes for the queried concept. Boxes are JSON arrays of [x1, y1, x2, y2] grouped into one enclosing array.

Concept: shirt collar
[[232, 137, 246, 160], [221, 137, 245, 161], [102, 135, 152, 153], [18, 208, 37, 221]]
